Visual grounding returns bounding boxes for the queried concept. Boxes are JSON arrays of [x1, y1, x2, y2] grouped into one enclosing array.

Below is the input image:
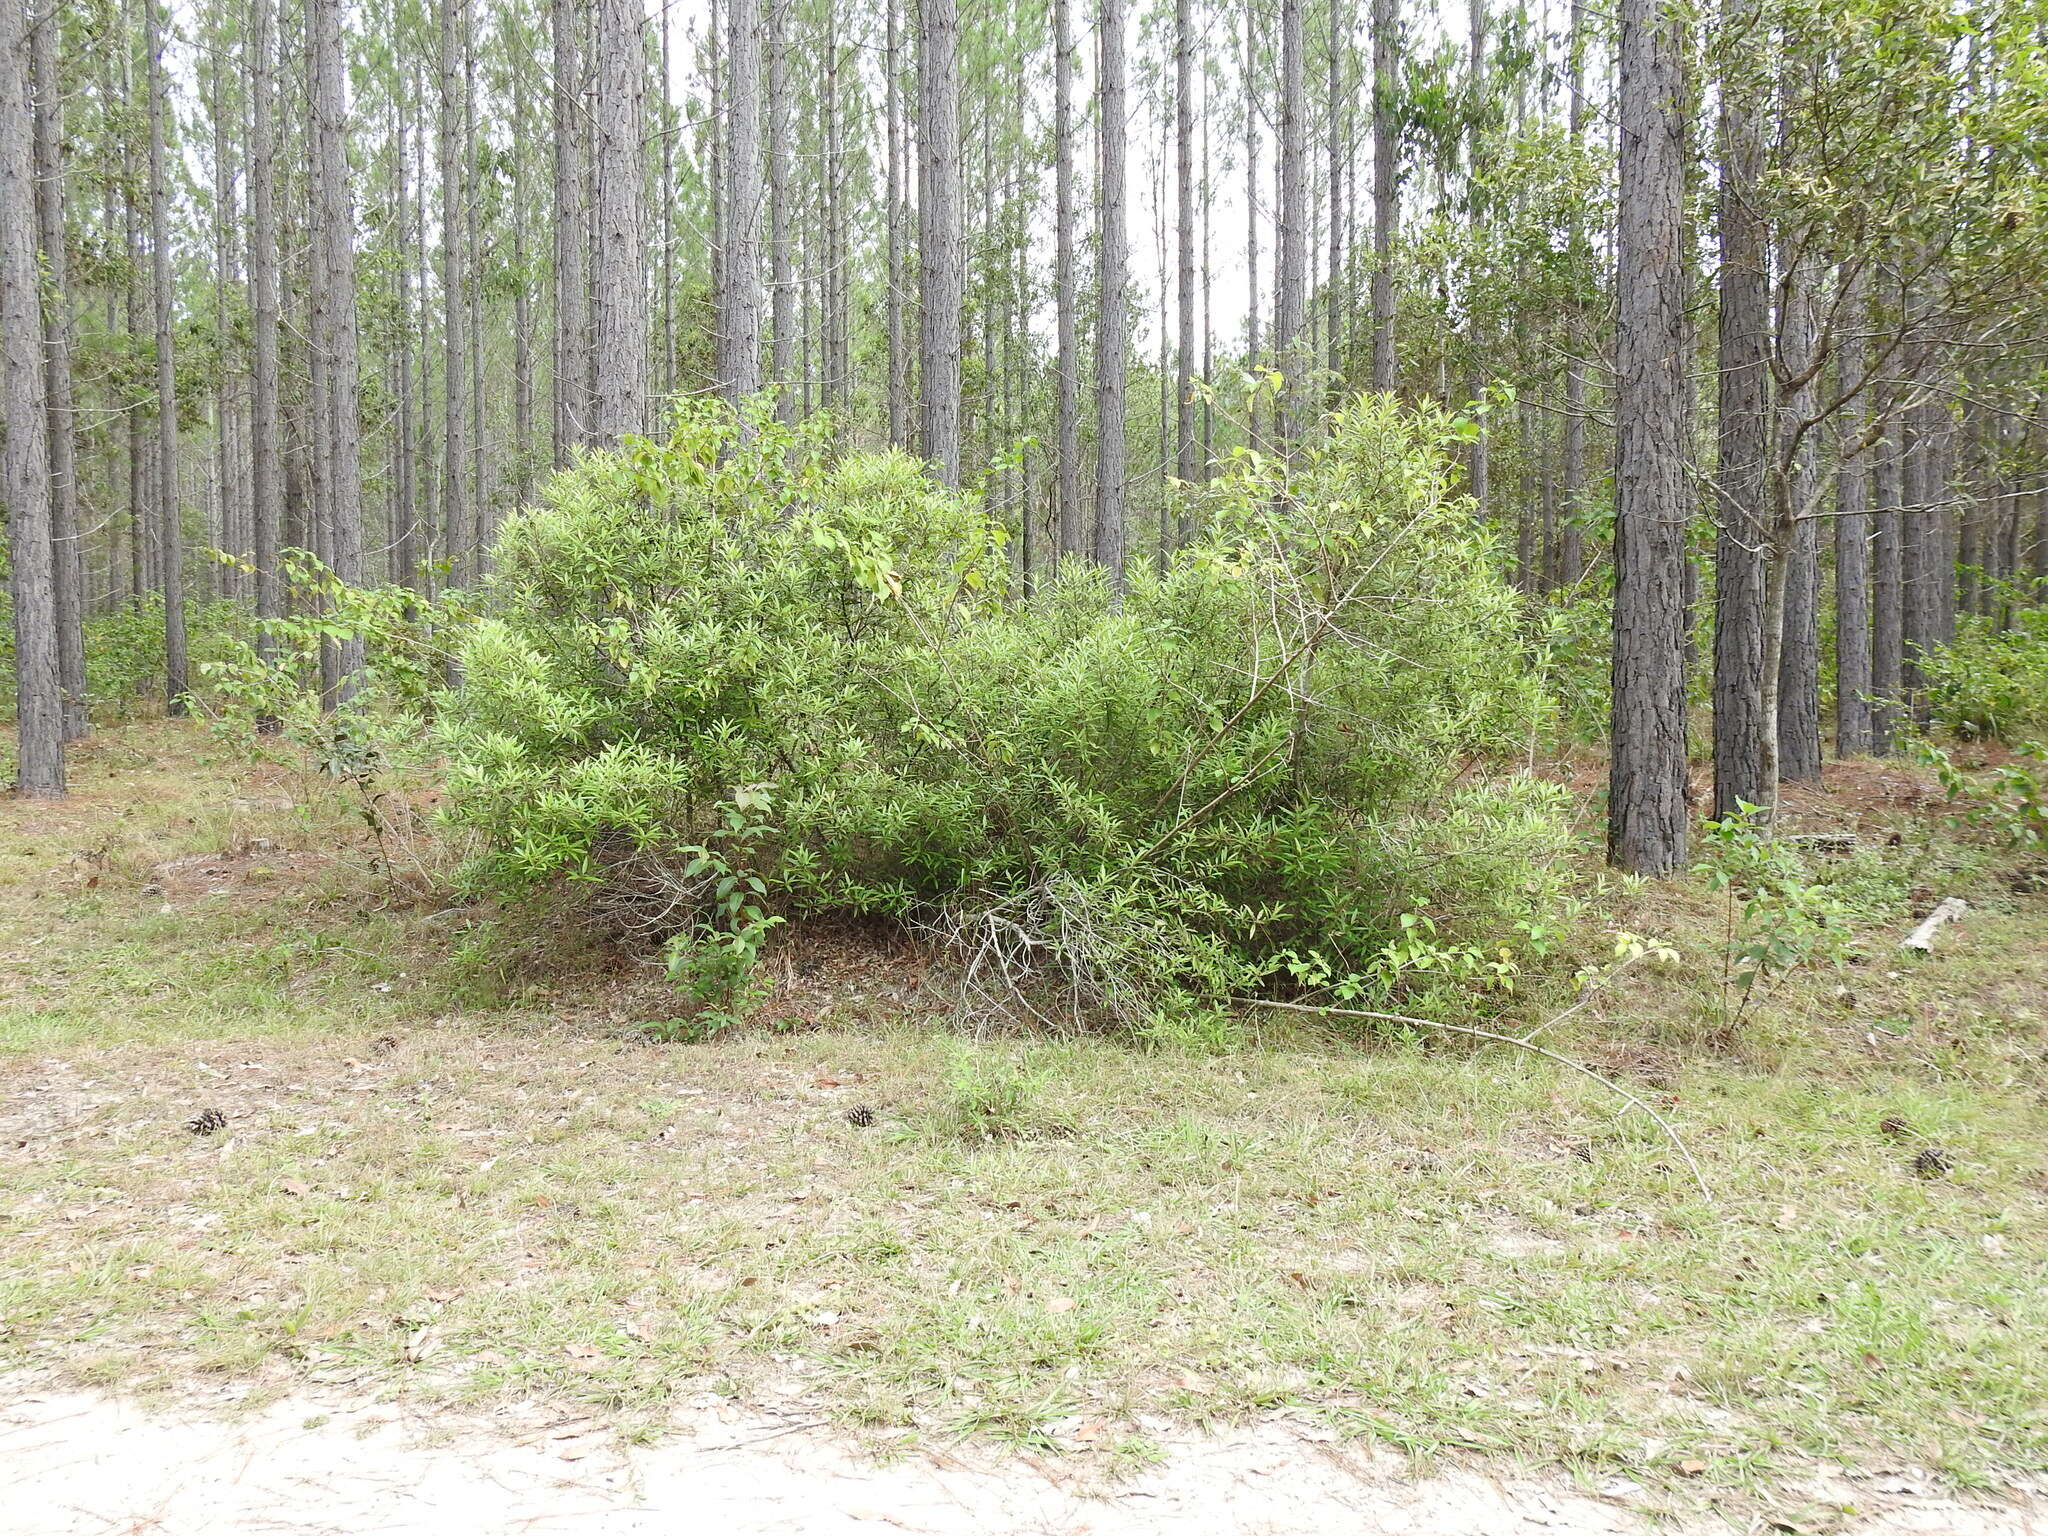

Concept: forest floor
[[2, 720, 2046, 1534]]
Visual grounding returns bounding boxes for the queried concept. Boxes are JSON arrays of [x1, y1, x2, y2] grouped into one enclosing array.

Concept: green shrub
[[1921, 600, 2048, 744], [439, 397, 1572, 1036]]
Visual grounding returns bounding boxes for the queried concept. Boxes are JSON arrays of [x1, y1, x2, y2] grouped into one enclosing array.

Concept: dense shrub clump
[[440, 398, 1573, 1040], [1921, 601, 2048, 745]]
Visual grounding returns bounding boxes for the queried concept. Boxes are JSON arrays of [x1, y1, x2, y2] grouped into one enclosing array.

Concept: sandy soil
[[3, 1381, 2041, 1536]]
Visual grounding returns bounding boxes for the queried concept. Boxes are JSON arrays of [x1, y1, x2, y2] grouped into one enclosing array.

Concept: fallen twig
[[1901, 897, 1967, 953], [1241, 997, 1712, 1200]]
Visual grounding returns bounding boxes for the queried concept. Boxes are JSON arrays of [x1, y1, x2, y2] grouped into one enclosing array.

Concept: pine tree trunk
[[1369, 0, 1397, 392], [885, 0, 907, 444], [1273, 0, 1306, 446], [1711, 59, 1768, 817], [1771, 250, 1822, 784], [1325, 0, 1346, 394], [1173, 0, 1196, 489], [30, 15, 86, 739], [720, 0, 762, 404], [146, 0, 188, 714], [1833, 268, 1874, 757], [310, 0, 365, 696], [248, 0, 284, 713], [591, 0, 646, 438], [551, 0, 587, 460], [1053, 0, 1082, 560], [1607, 0, 1689, 875], [3, 0, 63, 792], [1093, 0, 1128, 584], [767, 0, 793, 421], [438, 0, 470, 587], [917, 0, 962, 483]]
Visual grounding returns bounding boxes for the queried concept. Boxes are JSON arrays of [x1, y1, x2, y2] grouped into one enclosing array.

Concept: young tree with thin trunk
[[248, 0, 284, 704], [3, 0, 63, 793], [551, 0, 587, 460], [1834, 268, 1874, 757], [438, 0, 469, 581], [1607, 0, 1689, 875], [1273, 0, 1307, 445]]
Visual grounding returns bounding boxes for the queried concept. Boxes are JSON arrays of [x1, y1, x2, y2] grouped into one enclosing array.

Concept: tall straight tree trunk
[[1834, 269, 1874, 756], [1710, 47, 1768, 818], [145, 0, 187, 714], [3, 0, 63, 792], [1607, 0, 1689, 875], [1093, 0, 1128, 584], [1769, 249, 1822, 786], [551, 0, 587, 460], [1273, 0, 1307, 446], [1325, 0, 1346, 393], [1174, 0, 1195, 489], [248, 0, 283, 711], [884, 0, 907, 443], [917, 0, 962, 483], [1555, 0, 1586, 584], [1053, 0, 1082, 559], [31, 15, 85, 739], [310, 0, 365, 695], [511, 49, 534, 501], [719, 0, 762, 403], [1369, 0, 1397, 391], [767, 0, 793, 422], [1462, 0, 1487, 514], [592, 0, 646, 438], [1243, 6, 1261, 446], [438, 0, 469, 585]]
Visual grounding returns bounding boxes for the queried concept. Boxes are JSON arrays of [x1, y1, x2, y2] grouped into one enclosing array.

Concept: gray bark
[[1368, 0, 1396, 391], [1053, 0, 1081, 559], [551, 0, 587, 460], [3, 0, 62, 792], [146, 0, 187, 714], [1274, 0, 1307, 445], [885, 0, 907, 443], [1711, 56, 1768, 818], [1833, 270, 1874, 756], [1607, 0, 1689, 875], [768, 0, 793, 422], [248, 0, 283, 708], [30, 15, 85, 738], [592, 0, 646, 438], [1093, 0, 1128, 583], [719, 0, 762, 403], [310, 0, 365, 694], [438, 0, 469, 582], [917, 0, 962, 483], [1174, 0, 1195, 489]]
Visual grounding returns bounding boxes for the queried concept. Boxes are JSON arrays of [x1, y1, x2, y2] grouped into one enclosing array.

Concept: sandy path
[[2, 1384, 2039, 1536]]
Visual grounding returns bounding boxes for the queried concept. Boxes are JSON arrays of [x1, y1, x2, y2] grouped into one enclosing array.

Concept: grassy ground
[[3, 720, 2045, 1522]]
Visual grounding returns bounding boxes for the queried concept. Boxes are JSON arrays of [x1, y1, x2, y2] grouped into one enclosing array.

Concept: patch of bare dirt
[[2, 1380, 2040, 1536]]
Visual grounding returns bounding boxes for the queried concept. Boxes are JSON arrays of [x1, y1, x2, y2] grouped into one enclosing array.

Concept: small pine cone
[[185, 1108, 228, 1136], [1911, 1146, 1953, 1179], [844, 1105, 877, 1129], [1878, 1115, 1913, 1141]]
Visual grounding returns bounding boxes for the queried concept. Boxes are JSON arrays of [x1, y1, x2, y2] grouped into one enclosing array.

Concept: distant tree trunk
[[1053, 0, 1082, 560], [884, 0, 907, 443], [310, 0, 365, 696], [1834, 269, 1875, 757], [1555, 0, 1586, 583], [1093, 0, 1128, 585], [1607, 0, 1689, 875], [591, 0, 646, 438], [767, 0, 793, 422], [31, 15, 86, 739], [146, 0, 188, 714], [1325, 0, 1346, 394], [1462, 0, 1487, 515], [1243, 7, 1261, 447], [719, 0, 762, 404], [1711, 53, 1768, 818], [1174, 0, 1195, 491], [1273, 0, 1307, 446], [917, 0, 962, 483], [1369, 0, 1397, 392], [3, 0, 63, 792], [1770, 250, 1822, 785], [438, 0, 470, 584], [551, 0, 587, 460], [248, 0, 284, 713], [510, 52, 534, 502]]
